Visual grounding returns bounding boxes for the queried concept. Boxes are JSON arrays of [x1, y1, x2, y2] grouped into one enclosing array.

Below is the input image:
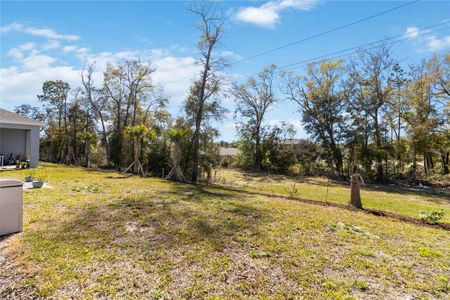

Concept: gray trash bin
[[0, 179, 23, 236]]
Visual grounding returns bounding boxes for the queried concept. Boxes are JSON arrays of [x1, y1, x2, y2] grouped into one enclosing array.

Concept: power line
[[230, 0, 418, 66], [278, 21, 450, 71], [281, 26, 450, 71]]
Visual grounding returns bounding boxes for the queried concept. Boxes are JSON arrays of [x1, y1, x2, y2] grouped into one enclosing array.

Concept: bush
[[221, 160, 229, 168], [285, 183, 298, 198], [419, 209, 444, 224]]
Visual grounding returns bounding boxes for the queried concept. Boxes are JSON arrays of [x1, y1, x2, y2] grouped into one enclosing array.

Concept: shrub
[[221, 160, 229, 168], [285, 183, 298, 198], [418, 246, 443, 258], [420, 209, 444, 224]]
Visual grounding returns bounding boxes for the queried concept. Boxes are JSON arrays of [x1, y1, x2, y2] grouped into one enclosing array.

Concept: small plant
[[285, 183, 298, 198], [437, 275, 449, 293], [420, 209, 444, 224], [418, 246, 443, 258], [34, 174, 47, 183], [249, 250, 270, 259], [353, 280, 369, 291], [25, 170, 34, 182], [150, 288, 164, 300], [32, 172, 47, 188]]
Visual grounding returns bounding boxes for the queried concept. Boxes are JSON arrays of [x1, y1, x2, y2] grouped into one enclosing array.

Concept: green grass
[[216, 168, 450, 223], [1, 163, 449, 299]]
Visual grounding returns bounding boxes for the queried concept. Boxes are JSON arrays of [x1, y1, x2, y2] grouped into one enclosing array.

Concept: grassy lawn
[[1, 163, 449, 299], [216, 168, 450, 223]]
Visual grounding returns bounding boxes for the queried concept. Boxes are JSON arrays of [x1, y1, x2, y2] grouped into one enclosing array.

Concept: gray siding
[[29, 127, 40, 167], [0, 125, 41, 167], [0, 128, 27, 160]]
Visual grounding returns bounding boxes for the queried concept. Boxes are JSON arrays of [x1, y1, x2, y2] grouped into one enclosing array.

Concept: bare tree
[[189, 3, 226, 182], [81, 62, 111, 166]]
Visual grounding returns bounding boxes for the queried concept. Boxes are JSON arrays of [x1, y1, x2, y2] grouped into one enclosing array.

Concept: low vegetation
[[215, 168, 450, 223], [1, 164, 449, 299]]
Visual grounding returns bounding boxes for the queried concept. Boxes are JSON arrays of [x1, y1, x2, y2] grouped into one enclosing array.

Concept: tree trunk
[[133, 138, 141, 175], [374, 112, 384, 182], [442, 150, 449, 175], [397, 103, 402, 174], [255, 126, 262, 171], [330, 141, 343, 177], [412, 147, 417, 184], [191, 42, 214, 183], [167, 143, 187, 182]]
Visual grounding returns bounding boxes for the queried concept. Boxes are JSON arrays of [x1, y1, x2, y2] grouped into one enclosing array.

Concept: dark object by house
[[0, 108, 44, 167]]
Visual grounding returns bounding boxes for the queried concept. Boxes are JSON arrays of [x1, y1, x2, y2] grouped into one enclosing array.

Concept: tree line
[[14, 5, 449, 184], [234, 50, 449, 182]]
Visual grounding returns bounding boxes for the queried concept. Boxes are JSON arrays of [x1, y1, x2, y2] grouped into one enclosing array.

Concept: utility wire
[[279, 21, 450, 71], [230, 0, 418, 66]]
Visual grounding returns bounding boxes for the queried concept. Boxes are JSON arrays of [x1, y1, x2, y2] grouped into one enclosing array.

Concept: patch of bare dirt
[[0, 235, 37, 299]]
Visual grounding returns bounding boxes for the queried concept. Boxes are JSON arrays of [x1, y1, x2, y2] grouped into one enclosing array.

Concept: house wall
[[0, 125, 41, 167], [0, 128, 27, 162], [29, 127, 40, 167]]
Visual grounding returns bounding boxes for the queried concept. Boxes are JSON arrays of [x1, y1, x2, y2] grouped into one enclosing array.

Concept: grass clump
[[420, 209, 445, 224], [418, 246, 443, 258]]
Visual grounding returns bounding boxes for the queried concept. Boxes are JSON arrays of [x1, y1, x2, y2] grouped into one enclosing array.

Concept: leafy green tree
[[103, 60, 158, 170], [233, 65, 278, 171], [283, 60, 346, 177], [403, 63, 439, 181], [77, 131, 97, 167], [348, 46, 394, 182], [14, 104, 45, 122], [388, 63, 407, 174], [261, 124, 297, 174]]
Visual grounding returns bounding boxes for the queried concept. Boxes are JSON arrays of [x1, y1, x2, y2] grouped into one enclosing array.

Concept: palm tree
[[166, 128, 189, 182], [123, 124, 155, 175]]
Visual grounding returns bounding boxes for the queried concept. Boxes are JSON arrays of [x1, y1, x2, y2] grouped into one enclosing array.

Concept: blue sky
[[1, 0, 450, 141]]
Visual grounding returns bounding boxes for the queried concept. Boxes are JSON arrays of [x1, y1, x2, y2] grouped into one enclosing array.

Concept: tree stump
[[350, 173, 365, 209]]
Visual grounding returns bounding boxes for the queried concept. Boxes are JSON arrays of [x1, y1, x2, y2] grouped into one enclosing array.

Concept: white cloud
[[405, 26, 419, 38], [1, 46, 201, 109], [7, 43, 38, 60], [405, 25, 450, 52], [235, 5, 280, 28], [7, 48, 24, 60], [78, 49, 200, 102], [0, 65, 81, 107], [234, 0, 319, 28], [21, 54, 56, 70], [0, 23, 23, 33], [18, 42, 36, 51], [42, 40, 60, 51], [1, 22, 201, 112], [24, 27, 79, 41], [63, 46, 77, 53], [0, 23, 80, 40], [425, 35, 450, 51], [220, 50, 242, 60]]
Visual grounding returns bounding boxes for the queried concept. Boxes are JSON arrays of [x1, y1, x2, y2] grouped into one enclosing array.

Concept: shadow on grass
[[39, 183, 271, 257], [231, 169, 449, 203], [211, 183, 450, 230]]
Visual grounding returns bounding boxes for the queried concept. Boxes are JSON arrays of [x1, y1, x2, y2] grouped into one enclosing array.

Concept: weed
[[420, 209, 444, 224]]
